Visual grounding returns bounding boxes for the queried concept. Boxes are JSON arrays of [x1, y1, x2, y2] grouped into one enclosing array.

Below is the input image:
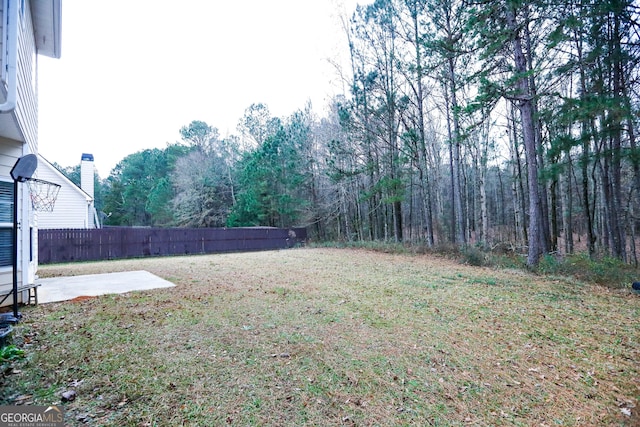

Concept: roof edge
[[37, 154, 93, 201], [33, 0, 62, 59]]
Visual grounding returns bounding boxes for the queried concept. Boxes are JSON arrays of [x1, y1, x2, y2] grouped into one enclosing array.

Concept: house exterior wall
[[0, 138, 33, 306], [0, 137, 23, 299], [0, 0, 57, 307], [81, 155, 94, 199], [36, 161, 93, 230], [15, 1, 37, 153], [0, 0, 39, 149], [0, 136, 21, 175]]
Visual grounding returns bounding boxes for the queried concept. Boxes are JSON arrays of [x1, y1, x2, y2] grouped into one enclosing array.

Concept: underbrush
[[536, 252, 637, 287], [312, 240, 638, 289]]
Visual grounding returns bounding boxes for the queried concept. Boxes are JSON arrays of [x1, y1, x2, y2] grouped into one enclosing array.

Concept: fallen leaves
[[4, 248, 637, 426]]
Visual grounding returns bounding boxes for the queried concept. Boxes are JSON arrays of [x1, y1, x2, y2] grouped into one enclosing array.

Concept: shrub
[[536, 252, 636, 288], [460, 245, 487, 267], [314, 240, 637, 288]]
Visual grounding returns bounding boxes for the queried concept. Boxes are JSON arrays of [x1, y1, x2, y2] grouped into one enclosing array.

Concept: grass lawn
[[1, 248, 639, 426]]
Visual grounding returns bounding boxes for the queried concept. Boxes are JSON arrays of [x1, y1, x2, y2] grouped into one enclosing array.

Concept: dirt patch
[[68, 296, 95, 303]]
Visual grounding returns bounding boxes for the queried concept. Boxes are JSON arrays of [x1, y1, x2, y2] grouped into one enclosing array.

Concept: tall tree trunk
[[447, 57, 466, 246], [580, 142, 595, 257], [444, 77, 465, 245], [497, 166, 507, 240], [509, 102, 529, 248], [479, 118, 490, 248], [562, 152, 574, 254], [610, 11, 626, 260], [407, 0, 435, 247], [447, 108, 456, 244], [505, 6, 543, 266], [479, 155, 489, 248], [573, 24, 597, 257], [524, 9, 551, 254]]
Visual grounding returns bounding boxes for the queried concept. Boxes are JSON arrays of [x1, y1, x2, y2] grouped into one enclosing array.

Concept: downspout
[[93, 206, 101, 229], [0, 0, 18, 113], [6, 0, 18, 317], [11, 179, 18, 317], [86, 199, 91, 228]]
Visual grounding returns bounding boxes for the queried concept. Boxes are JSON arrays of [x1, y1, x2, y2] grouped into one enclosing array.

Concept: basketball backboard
[[10, 154, 37, 182]]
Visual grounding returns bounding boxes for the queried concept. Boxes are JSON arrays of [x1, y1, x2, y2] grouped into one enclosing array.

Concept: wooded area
[[58, 0, 640, 267]]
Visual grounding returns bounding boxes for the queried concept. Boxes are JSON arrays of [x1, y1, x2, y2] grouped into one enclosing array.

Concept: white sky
[[38, 0, 358, 176]]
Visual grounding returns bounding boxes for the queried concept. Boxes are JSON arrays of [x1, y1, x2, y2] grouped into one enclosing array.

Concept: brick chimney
[[80, 153, 94, 199]]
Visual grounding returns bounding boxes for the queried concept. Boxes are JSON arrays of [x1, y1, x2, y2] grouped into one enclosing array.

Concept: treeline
[[62, 0, 639, 267]]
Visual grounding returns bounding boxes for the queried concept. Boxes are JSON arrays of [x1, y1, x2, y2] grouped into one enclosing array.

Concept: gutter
[[0, 0, 18, 113]]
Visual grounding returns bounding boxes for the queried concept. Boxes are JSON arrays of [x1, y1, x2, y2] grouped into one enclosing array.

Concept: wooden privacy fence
[[38, 227, 307, 264]]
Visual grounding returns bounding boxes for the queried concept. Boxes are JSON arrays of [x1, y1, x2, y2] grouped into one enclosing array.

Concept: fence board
[[38, 227, 307, 264]]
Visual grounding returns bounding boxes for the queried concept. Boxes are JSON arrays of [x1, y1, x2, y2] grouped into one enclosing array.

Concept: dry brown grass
[[1, 248, 639, 426]]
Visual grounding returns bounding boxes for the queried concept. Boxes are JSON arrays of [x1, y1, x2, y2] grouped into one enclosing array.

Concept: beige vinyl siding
[[15, 1, 37, 152]]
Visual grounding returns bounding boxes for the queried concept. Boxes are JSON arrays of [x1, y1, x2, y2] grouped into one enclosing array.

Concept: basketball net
[[25, 178, 61, 212]]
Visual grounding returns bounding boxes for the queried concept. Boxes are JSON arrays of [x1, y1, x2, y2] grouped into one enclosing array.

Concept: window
[[0, 181, 14, 267]]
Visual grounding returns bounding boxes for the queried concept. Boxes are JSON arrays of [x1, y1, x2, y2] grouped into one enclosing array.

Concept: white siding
[[81, 159, 94, 199], [0, 0, 59, 306], [0, 139, 32, 304], [0, 137, 22, 174], [35, 161, 92, 229], [0, 1, 38, 147], [15, 0, 37, 152]]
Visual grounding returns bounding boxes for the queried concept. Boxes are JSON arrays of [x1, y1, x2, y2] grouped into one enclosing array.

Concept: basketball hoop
[[25, 178, 61, 212]]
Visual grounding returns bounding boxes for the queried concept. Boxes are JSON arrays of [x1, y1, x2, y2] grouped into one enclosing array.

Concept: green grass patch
[[0, 345, 24, 363]]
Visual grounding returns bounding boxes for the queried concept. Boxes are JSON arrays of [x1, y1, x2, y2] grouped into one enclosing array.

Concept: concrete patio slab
[[37, 271, 175, 304]]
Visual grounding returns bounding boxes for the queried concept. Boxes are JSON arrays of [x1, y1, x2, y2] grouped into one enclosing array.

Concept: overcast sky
[[38, 0, 358, 176]]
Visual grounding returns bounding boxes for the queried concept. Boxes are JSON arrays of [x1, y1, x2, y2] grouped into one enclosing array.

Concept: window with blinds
[[0, 181, 14, 267]]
